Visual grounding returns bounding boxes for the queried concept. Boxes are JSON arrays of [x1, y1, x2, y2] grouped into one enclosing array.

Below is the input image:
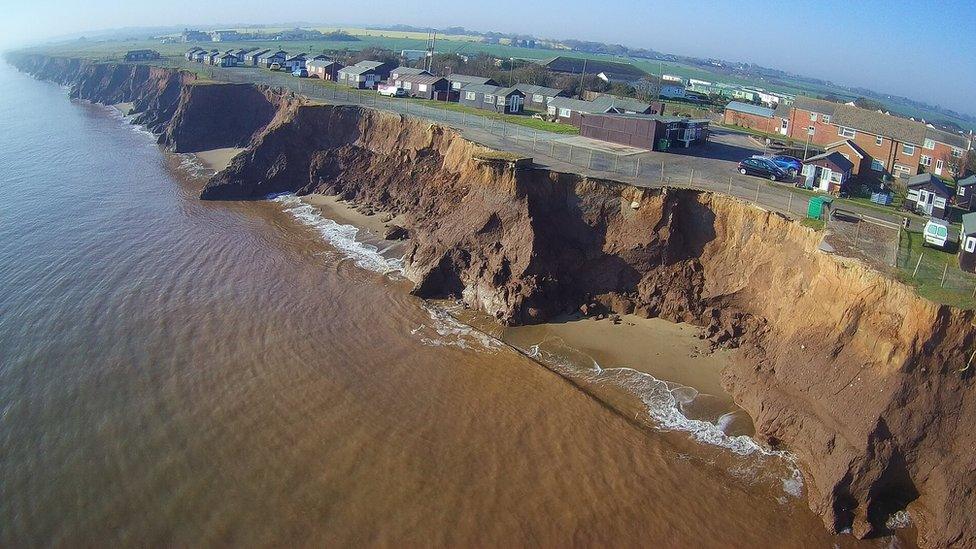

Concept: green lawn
[[896, 229, 976, 309]]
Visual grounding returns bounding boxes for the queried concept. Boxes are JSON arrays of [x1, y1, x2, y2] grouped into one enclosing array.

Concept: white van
[[922, 218, 952, 249]]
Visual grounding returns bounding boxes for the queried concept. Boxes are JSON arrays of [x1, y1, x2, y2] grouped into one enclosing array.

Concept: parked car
[[738, 157, 789, 181], [377, 84, 406, 98], [768, 155, 803, 176], [269, 62, 282, 71], [292, 67, 308, 78]]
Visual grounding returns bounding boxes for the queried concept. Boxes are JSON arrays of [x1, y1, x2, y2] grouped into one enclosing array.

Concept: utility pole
[[578, 58, 587, 98], [509, 57, 515, 86]]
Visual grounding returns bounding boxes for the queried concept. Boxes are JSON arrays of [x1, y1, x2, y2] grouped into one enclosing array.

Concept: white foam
[[273, 193, 404, 275], [524, 343, 805, 497], [411, 304, 502, 352], [885, 509, 911, 530]]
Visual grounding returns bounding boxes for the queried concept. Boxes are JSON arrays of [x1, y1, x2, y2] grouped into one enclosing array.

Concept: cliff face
[[11, 56, 976, 547]]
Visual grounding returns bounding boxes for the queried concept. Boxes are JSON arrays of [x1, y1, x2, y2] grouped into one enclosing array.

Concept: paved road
[[191, 62, 904, 263]]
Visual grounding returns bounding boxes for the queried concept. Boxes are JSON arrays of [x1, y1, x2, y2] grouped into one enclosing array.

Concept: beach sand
[[112, 102, 134, 115], [301, 193, 412, 258], [194, 148, 244, 172]]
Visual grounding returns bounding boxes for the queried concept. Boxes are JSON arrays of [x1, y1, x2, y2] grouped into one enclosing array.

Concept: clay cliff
[[9, 55, 976, 548]]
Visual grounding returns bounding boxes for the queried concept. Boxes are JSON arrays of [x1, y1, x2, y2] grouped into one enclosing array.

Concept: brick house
[[723, 101, 779, 134], [787, 96, 972, 181], [800, 151, 854, 193], [825, 140, 870, 177]]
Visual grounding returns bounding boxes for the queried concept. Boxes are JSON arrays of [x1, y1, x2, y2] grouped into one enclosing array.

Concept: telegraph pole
[[578, 57, 587, 98]]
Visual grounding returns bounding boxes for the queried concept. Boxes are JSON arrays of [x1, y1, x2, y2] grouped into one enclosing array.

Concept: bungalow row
[[337, 61, 395, 88], [724, 95, 973, 180]]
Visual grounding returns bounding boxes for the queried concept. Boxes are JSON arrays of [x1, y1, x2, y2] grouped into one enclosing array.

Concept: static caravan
[[961, 212, 976, 273], [956, 175, 976, 212]]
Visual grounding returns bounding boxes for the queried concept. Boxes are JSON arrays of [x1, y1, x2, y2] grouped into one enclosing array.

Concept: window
[[484, 94, 494, 103], [558, 108, 572, 118], [902, 143, 915, 156], [966, 237, 976, 254], [822, 114, 831, 123], [920, 155, 932, 166], [830, 172, 843, 184], [547, 105, 556, 115], [418, 84, 428, 92], [807, 126, 815, 136], [876, 135, 884, 146], [403, 82, 412, 90], [452, 82, 462, 90], [838, 126, 856, 138], [960, 186, 966, 197], [923, 138, 935, 150], [497, 96, 506, 106], [952, 148, 963, 158], [781, 119, 788, 130], [465, 91, 476, 101], [894, 163, 911, 173], [809, 111, 818, 121], [871, 159, 885, 172], [533, 94, 543, 103]]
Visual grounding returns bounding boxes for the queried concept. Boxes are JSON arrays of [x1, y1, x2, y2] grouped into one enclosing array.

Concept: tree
[[853, 97, 887, 111]]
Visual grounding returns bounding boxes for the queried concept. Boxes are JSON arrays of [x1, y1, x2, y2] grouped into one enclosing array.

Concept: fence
[[187, 62, 976, 305]]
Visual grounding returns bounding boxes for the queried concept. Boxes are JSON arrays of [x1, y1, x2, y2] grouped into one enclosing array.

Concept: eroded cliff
[[10, 55, 976, 547]]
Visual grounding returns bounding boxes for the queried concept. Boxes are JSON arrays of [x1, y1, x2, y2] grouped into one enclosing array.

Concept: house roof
[[925, 127, 969, 150], [825, 139, 867, 159], [448, 74, 497, 86], [398, 73, 448, 86], [285, 54, 306, 62], [548, 96, 613, 113], [307, 59, 341, 69], [958, 175, 976, 187], [592, 95, 654, 113], [340, 65, 377, 76], [804, 151, 855, 172], [793, 96, 841, 117], [963, 212, 976, 236], [247, 49, 271, 58], [725, 101, 775, 118], [461, 84, 522, 96], [355, 60, 388, 70], [907, 173, 952, 197], [514, 84, 566, 97], [392, 66, 430, 76]]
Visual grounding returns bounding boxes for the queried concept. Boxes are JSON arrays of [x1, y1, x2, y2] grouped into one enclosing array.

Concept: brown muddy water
[[0, 64, 911, 547]]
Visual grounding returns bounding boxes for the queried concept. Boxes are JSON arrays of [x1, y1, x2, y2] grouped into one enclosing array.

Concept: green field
[[22, 32, 973, 131]]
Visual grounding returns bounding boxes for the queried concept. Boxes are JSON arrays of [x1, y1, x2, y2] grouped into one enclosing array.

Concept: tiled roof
[[826, 139, 867, 159], [592, 95, 654, 113], [725, 101, 776, 118], [907, 173, 952, 197], [804, 151, 855, 172]]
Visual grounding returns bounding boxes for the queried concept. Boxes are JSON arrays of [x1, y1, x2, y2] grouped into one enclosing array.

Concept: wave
[[272, 193, 404, 275], [411, 303, 502, 352]]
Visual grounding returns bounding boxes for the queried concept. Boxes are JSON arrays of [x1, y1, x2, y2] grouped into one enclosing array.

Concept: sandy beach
[[194, 147, 243, 172]]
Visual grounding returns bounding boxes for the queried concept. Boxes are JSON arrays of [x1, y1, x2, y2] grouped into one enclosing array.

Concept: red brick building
[[724, 95, 972, 182]]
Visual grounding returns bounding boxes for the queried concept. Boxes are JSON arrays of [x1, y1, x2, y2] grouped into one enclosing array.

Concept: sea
[[0, 62, 907, 547]]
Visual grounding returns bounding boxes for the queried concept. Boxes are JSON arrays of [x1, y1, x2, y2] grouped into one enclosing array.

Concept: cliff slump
[[6, 54, 283, 153], [207, 103, 976, 547], [10, 57, 976, 546]]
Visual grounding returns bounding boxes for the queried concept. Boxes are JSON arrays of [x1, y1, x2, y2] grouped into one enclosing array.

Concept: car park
[[738, 157, 789, 181]]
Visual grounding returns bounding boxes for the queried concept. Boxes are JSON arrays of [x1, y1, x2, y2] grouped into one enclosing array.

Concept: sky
[[3, 0, 974, 117]]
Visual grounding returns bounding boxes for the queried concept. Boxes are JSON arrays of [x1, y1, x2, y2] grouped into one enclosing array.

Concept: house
[[578, 113, 708, 151], [124, 50, 160, 62], [905, 173, 953, 219], [547, 95, 663, 127], [825, 140, 871, 177], [192, 50, 211, 63], [960, 213, 976, 273], [390, 66, 431, 82], [209, 30, 241, 42], [216, 53, 239, 68], [244, 49, 270, 66], [800, 151, 854, 193], [181, 30, 211, 42], [955, 175, 976, 212], [184, 47, 203, 61], [205, 51, 222, 65], [282, 54, 307, 71], [457, 84, 525, 114], [257, 51, 287, 68], [307, 59, 343, 80], [233, 48, 258, 63], [396, 74, 450, 100], [724, 101, 778, 134], [338, 61, 395, 88], [787, 96, 972, 180], [447, 74, 498, 91], [513, 84, 568, 112]]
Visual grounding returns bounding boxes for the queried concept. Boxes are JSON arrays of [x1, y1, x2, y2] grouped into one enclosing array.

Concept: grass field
[[22, 32, 973, 131], [896, 229, 976, 309]]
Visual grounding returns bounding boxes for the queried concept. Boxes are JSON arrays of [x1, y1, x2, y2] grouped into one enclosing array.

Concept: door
[[917, 189, 933, 215], [935, 159, 944, 176], [510, 95, 523, 113], [819, 168, 832, 192]]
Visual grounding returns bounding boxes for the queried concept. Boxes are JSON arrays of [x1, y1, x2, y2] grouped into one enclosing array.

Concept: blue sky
[[3, 0, 974, 116]]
